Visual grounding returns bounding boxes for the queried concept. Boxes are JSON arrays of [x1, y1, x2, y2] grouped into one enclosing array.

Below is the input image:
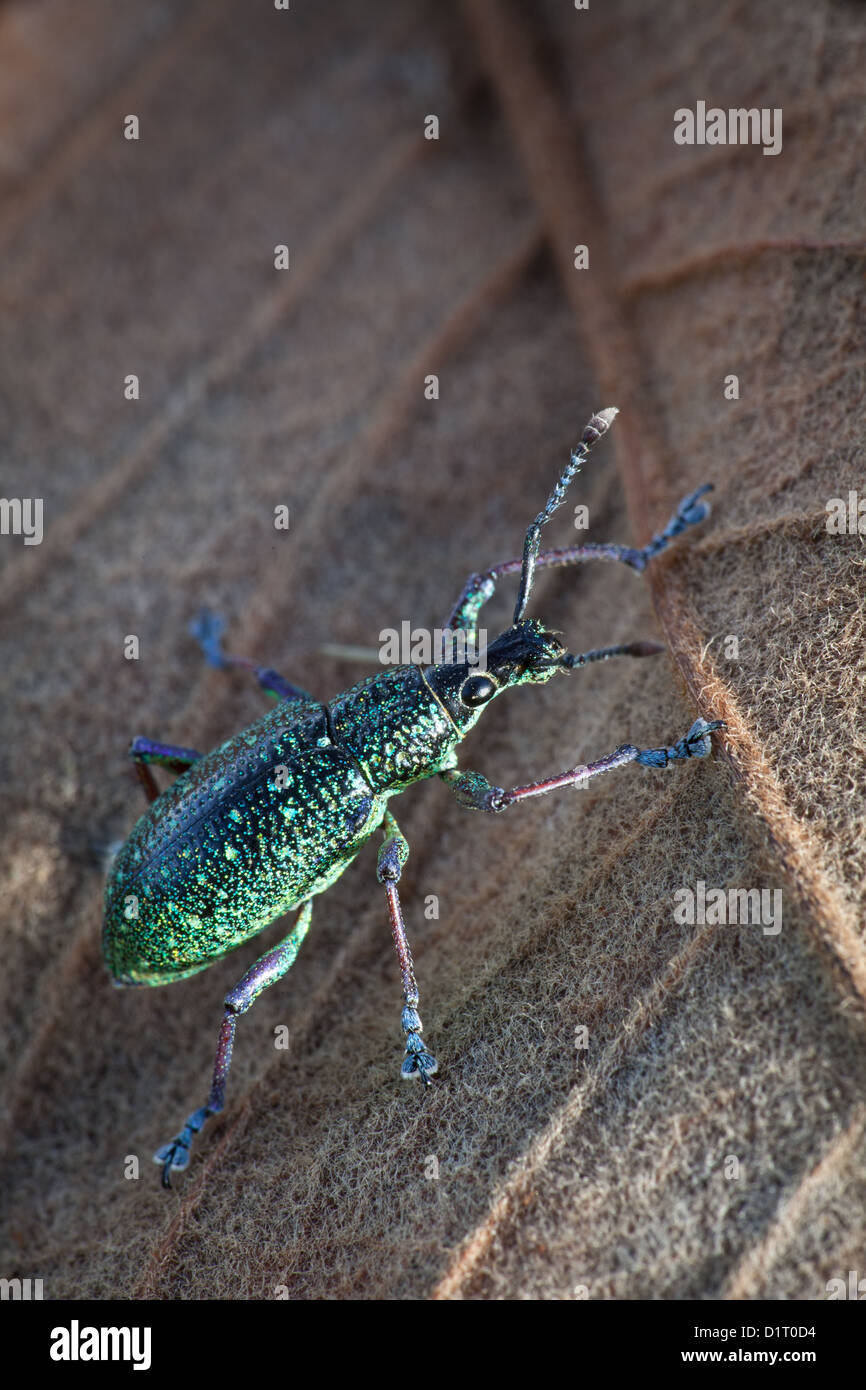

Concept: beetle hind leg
[[155, 899, 314, 1187], [377, 813, 438, 1086]]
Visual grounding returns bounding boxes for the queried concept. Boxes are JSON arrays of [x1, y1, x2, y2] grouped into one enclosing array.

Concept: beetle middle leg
[[154, 898, 314, 1188], [190, 608, 314, 703], [129, 736, 203, 804], [377, 811, 437, 1085]]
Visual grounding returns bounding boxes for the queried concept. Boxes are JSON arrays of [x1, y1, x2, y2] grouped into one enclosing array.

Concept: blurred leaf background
[[0, 0, 864, 1299]]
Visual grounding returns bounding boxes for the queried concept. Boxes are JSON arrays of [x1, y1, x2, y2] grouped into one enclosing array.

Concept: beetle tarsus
[[189, 608, 228, 668], [402, 1048, 438, 1083], [639, 483, 714, 564], [155, 1138, 189, 1189], [153, 1103, 214, 1186], [635, 717, 726, 767]]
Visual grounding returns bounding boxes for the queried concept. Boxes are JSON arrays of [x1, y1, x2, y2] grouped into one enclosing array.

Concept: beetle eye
[[460, 675, 497, 707]]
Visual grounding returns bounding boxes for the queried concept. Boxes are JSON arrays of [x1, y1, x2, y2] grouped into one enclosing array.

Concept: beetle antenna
[[512, 407, 618, 624]]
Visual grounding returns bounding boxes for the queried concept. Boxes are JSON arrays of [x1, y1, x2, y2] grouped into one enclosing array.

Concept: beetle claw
[[154, 1137, 191, 1188]]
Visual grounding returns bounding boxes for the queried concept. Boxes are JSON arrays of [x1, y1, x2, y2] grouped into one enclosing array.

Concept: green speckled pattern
[[104, 697, 387, 985], [329, 665, 459, 790]]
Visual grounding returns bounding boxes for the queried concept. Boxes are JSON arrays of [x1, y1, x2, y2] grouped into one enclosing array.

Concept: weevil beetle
[[103, 407, 724, 1186]]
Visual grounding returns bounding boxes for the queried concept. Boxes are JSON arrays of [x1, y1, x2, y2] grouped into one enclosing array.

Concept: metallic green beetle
[[103, 407, 723, 1185]]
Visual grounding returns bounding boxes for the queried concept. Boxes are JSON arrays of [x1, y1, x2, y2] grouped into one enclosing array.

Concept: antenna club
[[582, 407, 619, 448]]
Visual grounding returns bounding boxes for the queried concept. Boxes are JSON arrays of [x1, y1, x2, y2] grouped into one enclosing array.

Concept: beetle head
[[424, 618, 566, 734]]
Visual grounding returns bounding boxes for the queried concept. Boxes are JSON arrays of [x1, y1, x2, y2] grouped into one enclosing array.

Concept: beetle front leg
[[154, 898, 314, 1187], [443, 484, 714, 635], [440, 718, 725, 812], [376, 813, 437, 1086]]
